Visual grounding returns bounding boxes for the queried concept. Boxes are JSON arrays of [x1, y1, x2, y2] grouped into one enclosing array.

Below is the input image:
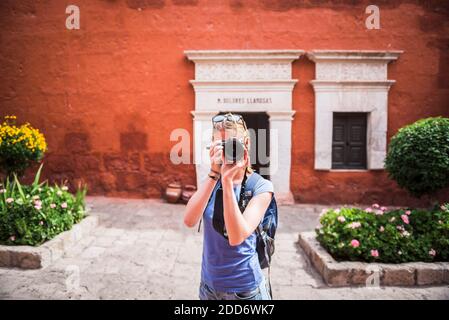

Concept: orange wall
[[1, 0, 448, 205]]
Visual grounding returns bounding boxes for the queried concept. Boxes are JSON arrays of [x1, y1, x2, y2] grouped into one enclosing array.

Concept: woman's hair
[[213, 112, 253, 173]]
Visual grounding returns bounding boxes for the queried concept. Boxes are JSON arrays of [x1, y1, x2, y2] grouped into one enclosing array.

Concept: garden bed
[[298, 232, 449, 287], [0, 215, 98, 269]]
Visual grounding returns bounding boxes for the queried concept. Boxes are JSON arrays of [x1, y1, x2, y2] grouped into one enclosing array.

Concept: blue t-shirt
[[201, 173, 274, 293]]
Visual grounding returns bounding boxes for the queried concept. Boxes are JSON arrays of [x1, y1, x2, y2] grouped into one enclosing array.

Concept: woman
[[183, 113, 274, 300]]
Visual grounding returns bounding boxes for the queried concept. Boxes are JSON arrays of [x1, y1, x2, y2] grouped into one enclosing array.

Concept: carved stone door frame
[[185, 50, 304, 204], [307, 50, 402, 170]]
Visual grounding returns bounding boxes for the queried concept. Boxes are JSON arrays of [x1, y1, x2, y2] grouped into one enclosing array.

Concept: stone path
[[0, 196, 448, 300]]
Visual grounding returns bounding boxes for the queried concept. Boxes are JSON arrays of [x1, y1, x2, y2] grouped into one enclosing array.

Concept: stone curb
[[298, 231, 449, 287], [0, 215, 98, 270]]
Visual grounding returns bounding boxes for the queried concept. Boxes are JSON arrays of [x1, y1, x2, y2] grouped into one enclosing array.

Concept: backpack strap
[[242, 172, 263, 201], [242, 172, 267, 229], [213, 168, 249, 238]]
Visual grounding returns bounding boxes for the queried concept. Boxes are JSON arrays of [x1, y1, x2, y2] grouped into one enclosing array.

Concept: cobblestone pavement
[[1, 196, 448, 300]]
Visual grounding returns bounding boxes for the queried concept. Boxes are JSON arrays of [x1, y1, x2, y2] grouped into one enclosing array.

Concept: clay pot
[[165, 182, 182, 203], [181, 184, 197, 204]]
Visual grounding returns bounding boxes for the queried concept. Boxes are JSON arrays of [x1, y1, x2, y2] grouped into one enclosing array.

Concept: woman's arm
[[183, 140, 223, 228], [183, 176, 217, 228], [222, 179, 272, 246], [221, 154, 273, 246]]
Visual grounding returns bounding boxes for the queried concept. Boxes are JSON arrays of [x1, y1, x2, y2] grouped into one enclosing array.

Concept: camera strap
[[212, 168, 248, 239]]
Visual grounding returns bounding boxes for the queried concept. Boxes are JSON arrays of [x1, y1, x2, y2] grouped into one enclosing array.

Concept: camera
[[222, 138, 245, 163]]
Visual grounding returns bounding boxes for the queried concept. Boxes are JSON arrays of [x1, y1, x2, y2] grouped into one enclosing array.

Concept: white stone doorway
[[185, 50, 304, 204]]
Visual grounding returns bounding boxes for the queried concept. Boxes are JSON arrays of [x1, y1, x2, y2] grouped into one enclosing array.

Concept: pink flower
[[372, 203, 380, 209], [61, 202, 68, 209], [337, 216, 346, 223], [6, 198, 14, 204], [334, 209, 341, 214], [375, 210, 384, 216], [401, 214, 409, 224], [441, 205, 447, 211], [348, 222, 361, 229], [429, 249, 436, 257], [9, 235, 15, 241], [39, 221, 44, 226], [0, 188, 6, 193], [370, 249, 379, 258], [405, 210, 411, 216], [34, 200, 42, 210], [350, 239, 360, 248], [379, 226, 385, 232], [380, 206, 387, 211], [397, 225, 405, 231], [50, 203, 56, 209], [365, 207, 373, 213]]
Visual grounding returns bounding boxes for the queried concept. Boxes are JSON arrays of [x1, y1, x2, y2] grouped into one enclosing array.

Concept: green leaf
[[33, 163, 44, 187], [13, 173, 26, 201]]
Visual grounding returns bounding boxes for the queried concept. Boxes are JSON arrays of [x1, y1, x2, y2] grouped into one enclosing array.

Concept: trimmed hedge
[[385, 117, 449, 198]]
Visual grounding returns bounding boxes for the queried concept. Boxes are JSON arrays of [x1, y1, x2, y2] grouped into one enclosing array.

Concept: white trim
[[307, 50, 403, 62], [311, 80, 396, 91], [190, 80, 298, 92], [185, 50, 305, 62], [267, 110, 296, 121]]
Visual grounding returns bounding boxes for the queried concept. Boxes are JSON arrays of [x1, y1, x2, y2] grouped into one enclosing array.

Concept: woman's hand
[[220, 149, 249, 184], [209, 140, 223, 173]]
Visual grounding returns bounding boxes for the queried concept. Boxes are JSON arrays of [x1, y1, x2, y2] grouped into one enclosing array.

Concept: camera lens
[[223, 138, 245, 163]]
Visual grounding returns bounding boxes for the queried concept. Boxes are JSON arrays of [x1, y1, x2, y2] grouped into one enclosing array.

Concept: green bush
[[384, 117, 449, 198], [316, 203, 449, 263], [0, 164, 87, 246]]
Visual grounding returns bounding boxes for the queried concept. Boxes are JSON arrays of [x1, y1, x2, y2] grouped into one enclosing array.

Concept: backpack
[[242, 172, 278, 270]]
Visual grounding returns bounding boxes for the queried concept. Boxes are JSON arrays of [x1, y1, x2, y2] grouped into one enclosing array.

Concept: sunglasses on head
[[212, 113, 247, 130]]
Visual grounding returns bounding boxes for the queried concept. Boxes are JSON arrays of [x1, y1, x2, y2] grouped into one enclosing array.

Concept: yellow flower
[[0, 116, 47, 153]]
